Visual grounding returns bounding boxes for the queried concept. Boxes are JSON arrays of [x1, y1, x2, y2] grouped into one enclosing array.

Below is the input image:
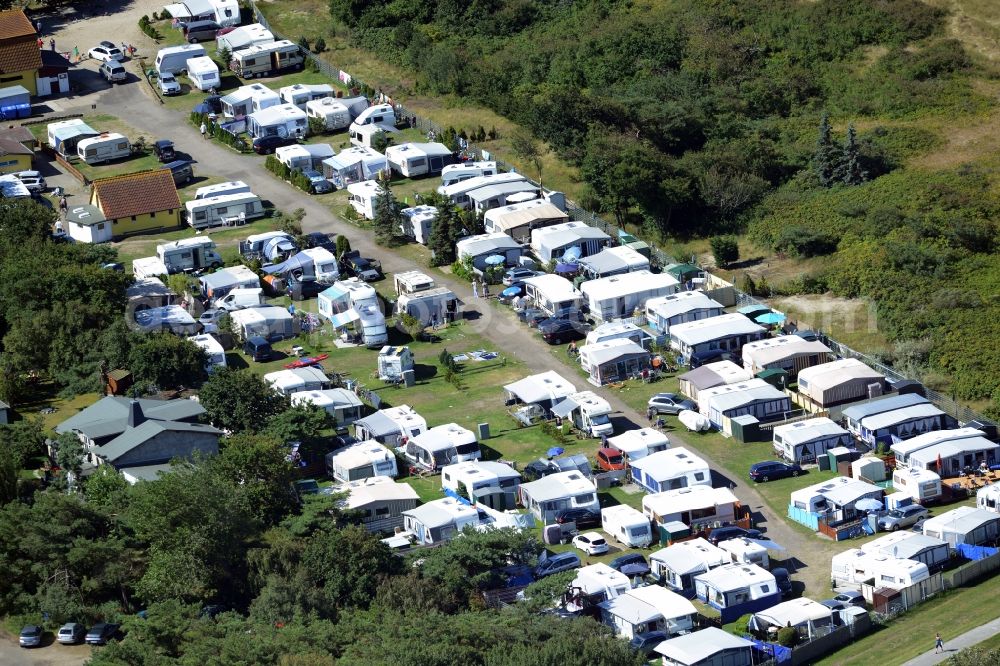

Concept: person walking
[[58, 196, 68, 218], [482, 282, 490, 298], [200, 121, 207, 139], [35, 20, 41, 34], [49, 38, 55, 51], [935, 632, 944, 653], [471, 279, 479, 299]]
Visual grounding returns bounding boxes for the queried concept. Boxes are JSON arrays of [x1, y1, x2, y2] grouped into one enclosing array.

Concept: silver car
[[158, 72, 182, 96], [878, 504, 929, 531], [57, 622, 86, 645], [19, 625, 42, 648], [14, 170, 45, 193]]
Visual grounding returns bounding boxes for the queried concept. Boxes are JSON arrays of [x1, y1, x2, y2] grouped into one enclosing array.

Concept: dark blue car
[[749, 460, 802, 483]]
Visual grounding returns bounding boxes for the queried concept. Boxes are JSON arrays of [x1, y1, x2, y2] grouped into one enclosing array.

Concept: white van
[[155, 44, 207, 74], [189, 334, 227, 372], [215, 287, 265, 311], [194, 180, 252, 200], [185, 192, 265, 229], [76, 133, 130, 165]]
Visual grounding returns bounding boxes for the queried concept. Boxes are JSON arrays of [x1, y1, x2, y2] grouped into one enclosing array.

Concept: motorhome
[[230, 40, 304, 79], [76, 133, 130, 165], [440, 161, 497, 187], [401, 423, 481, 472], [194, 180, 251, 200], [305, 97, 352, 132], [247, 103, 308, 139], [399, 205, 437, 245], [441, 460, 520, 500], [301, 247, 339, 283], [352, 103, 395, 128], [552, 391, 614, 438], [154, 44, 206, 74], [601, 505, 653, 548], [155, 236, 223, 273], [353, 405, 427, 444], [385, 142, 454, 177], [279, 83, 334, 110], [220, 83, 280, 118], [606, 428, 669, 463], [189, 334, 226, 372], [317, 278, 388, 348], [198, 265, 260, 300], [214, 287, 264, 311], [186, 56, 220, 91], [185, 192, 265, 229], [325, 440, 398, 482], [347, 180, 381, 220], [631, 448, 712, 494], [830, 548, 930, 590]]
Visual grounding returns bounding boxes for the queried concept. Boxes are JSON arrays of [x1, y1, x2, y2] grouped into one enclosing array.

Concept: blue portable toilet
[[0, 86, 30, 120]]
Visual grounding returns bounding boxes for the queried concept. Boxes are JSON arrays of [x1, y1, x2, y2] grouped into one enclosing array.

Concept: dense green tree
[[0, 446, 18, 506], [372, 179, 402, 245], [129, 333, 208, 390], [0, 419, 45, 469], [197, 369, 289, 433], [813, 113, 841, 187], [837, 124, 867, 186], [429, 202, 459, 266], [509, 129, 543, 185], [265, 404, 330, 453], [53, 431, 85, 492], [710, 236, 739, 267], [214, 432, 297, 526]]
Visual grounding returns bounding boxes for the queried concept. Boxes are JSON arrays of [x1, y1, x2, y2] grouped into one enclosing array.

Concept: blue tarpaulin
[[956, 543, 999, 561], [747, 637, 792, 663]]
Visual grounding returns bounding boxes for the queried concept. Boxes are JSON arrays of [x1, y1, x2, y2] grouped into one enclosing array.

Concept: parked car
[[878, 504, 930, 532], [820, 591, 865, 611], [153, 139, 176, 162], [539, 318, 586, 345], [57, 622, 87, 645], [772, 567, 792, 597], [89, 44, 123, 61], [252, 135, 298, 155], [647, 393, 697, 415], [13, 170, 46, 193], [554, 507, 601, 529], [19, 625, 42, 648], [194, 95, 223, 116], [749, 460, 803, 483], [596, 446, 626, 472], [243, 335, 273, 362], [304, 231, 336, 251], [910, 517, 929, 533], [99, 60, 127, 83], [158, 72, 182, 96], [609, 553, 650, 577], [706, 526, 762, 546], [85, 622, 120, 645], [688, 348, 731, 368], [287, 276, 324, 301], [502, 267, 538, 285], [302, 168, 333, 194], [533, 551, 581, 578], [183, 19, 221, 42], [629, 630, 668, 658], [572, 532, 609, 555], [340, 251, 382, 281]]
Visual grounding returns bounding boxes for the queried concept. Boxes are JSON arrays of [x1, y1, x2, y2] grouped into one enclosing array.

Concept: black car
[[609, 553, 650, 577], [629, 630, 668, 658], [85, 622, 120, 645], [153, 139, 176, 162], [193, 95, 223, 115], [521, 459, 559, 481], [340, 251, 382, 281], [539, 318, 586, 345], [554, 507, 601, 529], [772, 567, 793, 596], [749, 460, 803, 483], [287, 277, 324, 301], [253, 135, 298, 155], [304, 232, 336, 252], [706, 526, 762, 546]]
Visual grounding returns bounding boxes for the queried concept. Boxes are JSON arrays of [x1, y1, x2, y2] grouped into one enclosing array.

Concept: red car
[[596, 446, 626, 472]]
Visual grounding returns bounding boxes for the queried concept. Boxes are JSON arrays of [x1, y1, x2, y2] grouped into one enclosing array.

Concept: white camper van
[[347, 180, 380, 220], [155, 44, 206, 74], [440, 161, 497, 188], [215, 287, 265, 311], [601, 505, 653, 548], [352, 103, 396, 128], [186, 56, 220, 91], [194, 180, 251, 200], [76, 133, 130, 164], [305, 97, 351, 132], [189, 334, 227, 372], [185, 192, 265, 229]]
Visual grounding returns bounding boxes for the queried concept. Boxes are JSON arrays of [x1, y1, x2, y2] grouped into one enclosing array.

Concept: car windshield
[[591, 414, 610, 426], [888, 510, 903, 518], [162, 74, 175, 82], [591, 538, 606, 545], [606, 453, 623, 465]]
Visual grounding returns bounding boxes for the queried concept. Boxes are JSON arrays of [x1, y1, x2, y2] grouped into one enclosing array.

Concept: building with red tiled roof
[[0, 10, 41, 95], [90, 169, 182, 238]]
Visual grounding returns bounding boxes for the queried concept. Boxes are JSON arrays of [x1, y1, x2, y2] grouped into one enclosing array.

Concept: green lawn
[[814, 575, 1000, 665]]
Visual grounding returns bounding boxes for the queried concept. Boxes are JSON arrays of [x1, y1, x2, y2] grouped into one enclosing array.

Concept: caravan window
[[694, 472, 706, 482], [455, 442, 479, 456], [217, 206, 228, 215], [195, 211, 206, 220], [410, 158, 426, 168], [574, 493, 595, 505], [375, 506, 389, 516]]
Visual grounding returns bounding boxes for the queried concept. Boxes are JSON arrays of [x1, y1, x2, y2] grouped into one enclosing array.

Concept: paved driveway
[[41, 4, 845, 598]]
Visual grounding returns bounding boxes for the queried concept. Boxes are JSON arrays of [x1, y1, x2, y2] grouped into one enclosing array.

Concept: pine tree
[[372, 179, 400, 245], [428, 204, 457, 266], [813, 113, 841, 188], [838, 124, 867, 186]]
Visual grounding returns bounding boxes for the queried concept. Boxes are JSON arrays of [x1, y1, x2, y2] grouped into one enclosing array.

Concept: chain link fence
[[249, 0, 993, 427]]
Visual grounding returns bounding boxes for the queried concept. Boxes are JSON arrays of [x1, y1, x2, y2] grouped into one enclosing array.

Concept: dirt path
[[42, 8, 845, 598]]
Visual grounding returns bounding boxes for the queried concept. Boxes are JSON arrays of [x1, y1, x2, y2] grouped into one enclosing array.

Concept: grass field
[[815, 575, 1000, 665]]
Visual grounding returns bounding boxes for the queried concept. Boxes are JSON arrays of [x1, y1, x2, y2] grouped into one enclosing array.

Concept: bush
[[298, 36, 310, 51], [216, 46, 232, 70], [776, 626, 800, 647], [335, 235, 351, 257], [343, 206, 360, 222], [710, 235, 739, 267], [774, 226, 839, 258], [314, 37, 327, 53], [450, 255, 475, 281], [308, 116, 326, 137]]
